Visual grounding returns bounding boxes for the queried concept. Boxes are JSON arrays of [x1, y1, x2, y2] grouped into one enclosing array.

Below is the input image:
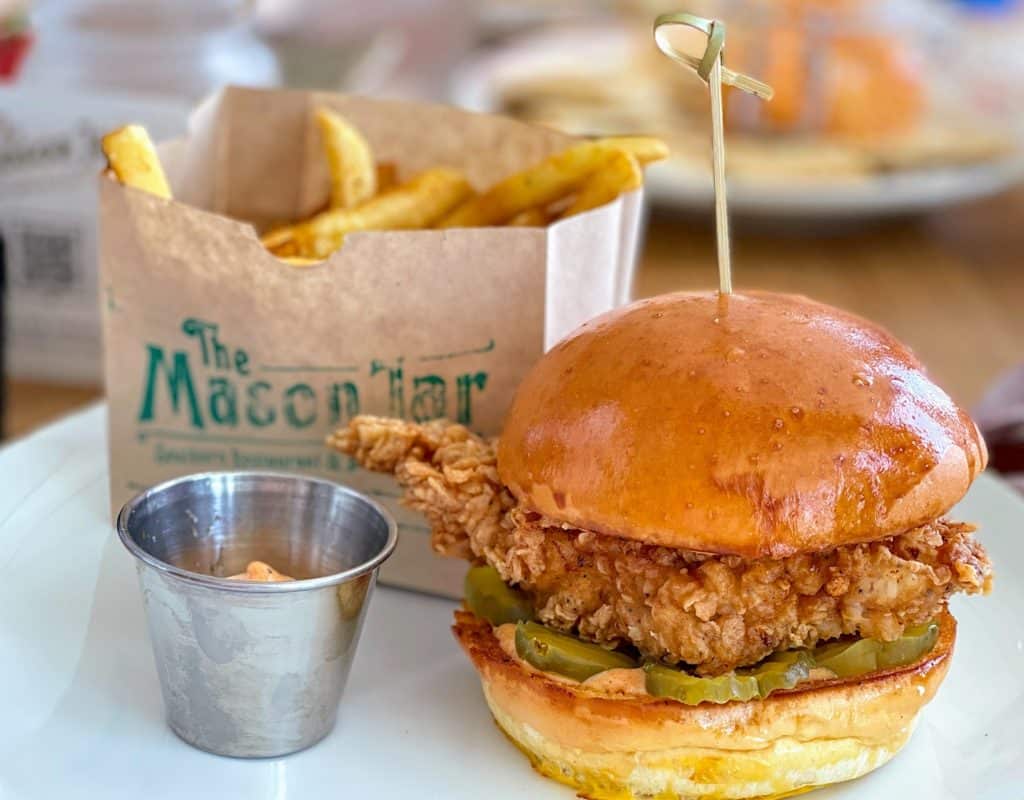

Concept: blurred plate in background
[[450, 24, 1024, 219]]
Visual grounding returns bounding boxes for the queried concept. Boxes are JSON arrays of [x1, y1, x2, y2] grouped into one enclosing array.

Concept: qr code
[[2, 219, 81, 293]]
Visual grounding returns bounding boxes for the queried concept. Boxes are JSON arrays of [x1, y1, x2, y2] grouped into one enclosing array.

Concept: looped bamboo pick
[[653, 13, 773, 295]]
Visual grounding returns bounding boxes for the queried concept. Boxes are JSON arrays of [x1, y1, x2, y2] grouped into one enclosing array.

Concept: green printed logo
[[136, 317, 491, 432]]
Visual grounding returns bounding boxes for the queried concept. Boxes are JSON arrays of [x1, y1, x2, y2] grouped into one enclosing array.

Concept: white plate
[[450, 26, 1024, 219], [2, 405, 1022, 799]]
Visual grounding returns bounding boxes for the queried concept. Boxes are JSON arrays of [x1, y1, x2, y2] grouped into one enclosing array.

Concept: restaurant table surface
[[5, 186, 1024, 439]]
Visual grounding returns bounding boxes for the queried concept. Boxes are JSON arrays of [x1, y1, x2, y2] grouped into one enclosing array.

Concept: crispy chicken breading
[[329, 416, 993, 675], [327, 416, 513, 561]]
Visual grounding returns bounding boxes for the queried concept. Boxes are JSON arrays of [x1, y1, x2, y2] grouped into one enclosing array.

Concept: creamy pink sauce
[[227, 561, 294, 582]]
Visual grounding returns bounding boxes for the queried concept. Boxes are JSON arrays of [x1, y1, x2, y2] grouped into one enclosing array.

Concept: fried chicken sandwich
[[328, 291, 992, 800]]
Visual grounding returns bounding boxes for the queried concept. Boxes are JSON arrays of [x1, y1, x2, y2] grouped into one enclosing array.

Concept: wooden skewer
[[708, 37, 732, 295], [653, 13, 774, 296], [653, 19, 773, 100]]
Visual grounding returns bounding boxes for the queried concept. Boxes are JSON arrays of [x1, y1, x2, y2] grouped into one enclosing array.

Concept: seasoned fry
[[561, 150, 642, 219], [101, 125, 172, 199], [437, 136, 667, 228], [315, 107, 376, 209], [507, 207, 550, 227], [376, 162, 398, 193], [261, 226, 299, 256], [102, 117, 664, 261], [589, 136, 669, 165], [262, 167, 473, 259]]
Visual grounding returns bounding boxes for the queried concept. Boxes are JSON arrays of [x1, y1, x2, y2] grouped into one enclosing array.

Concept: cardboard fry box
[[100, 86, 643, 597]]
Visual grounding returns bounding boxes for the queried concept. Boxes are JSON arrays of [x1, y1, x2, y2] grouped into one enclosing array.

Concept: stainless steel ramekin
[[117, 471, 397, 758]]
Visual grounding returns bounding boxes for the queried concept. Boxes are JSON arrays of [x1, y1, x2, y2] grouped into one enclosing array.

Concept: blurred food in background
[[0, 0, 31, 82], [453, 0, 1024, 216], [640, 0, 929, 141]]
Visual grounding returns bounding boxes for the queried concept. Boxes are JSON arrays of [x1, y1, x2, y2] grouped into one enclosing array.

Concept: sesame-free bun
[[453, 609, 955, 800], [498, 291, 986, 558]]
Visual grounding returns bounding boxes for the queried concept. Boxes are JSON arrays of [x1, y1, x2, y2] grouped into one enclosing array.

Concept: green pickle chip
[[468, 564, 940, 705], [740, 649, 814, 697], [463, 566, 533, 626], [645, 649, 814, 705], [878, 621, 940, 669], [515, 621, 637, 682], [813, 620, 939, 678], [811, 637, 881, 678], [644, 663, 760, 704]]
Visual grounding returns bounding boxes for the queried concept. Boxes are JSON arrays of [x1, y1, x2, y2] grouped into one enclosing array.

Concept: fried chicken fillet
[[328, 415, 991, 675]]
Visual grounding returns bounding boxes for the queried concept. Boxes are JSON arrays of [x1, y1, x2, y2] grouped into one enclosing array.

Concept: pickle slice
[[878, 621, 940, 669], [813, 621, 939, 678], [741, 649, 814, 697], [464, 566, 533, 626], [499, 610, 939, 705], [811, 638, 880, 678], [646, 649, 813, 705], [515, 621, 637, 682], [644, 663, 761, 705]]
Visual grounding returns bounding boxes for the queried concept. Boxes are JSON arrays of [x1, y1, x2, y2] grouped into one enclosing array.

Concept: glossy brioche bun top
[[498, 291, 986, 558]]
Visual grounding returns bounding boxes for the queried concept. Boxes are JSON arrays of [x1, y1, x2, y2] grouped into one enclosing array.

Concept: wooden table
[[5, 186, 1023, 440], [4, 380, 102, 441]]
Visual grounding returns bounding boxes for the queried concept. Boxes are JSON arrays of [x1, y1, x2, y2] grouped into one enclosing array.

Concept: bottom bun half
[[453, 610, 955, 800]]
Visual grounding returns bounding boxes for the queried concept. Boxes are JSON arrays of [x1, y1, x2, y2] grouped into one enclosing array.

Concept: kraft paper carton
[[100, 86, 642, 597]]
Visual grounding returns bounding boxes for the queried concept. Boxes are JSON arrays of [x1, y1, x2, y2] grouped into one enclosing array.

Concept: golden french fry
[[315, 106, 376, 209], [261, 226, 299, 256], [560, 150, 642, 219], [437, 136, 667, 228], [590, 136, 669, 165], [507, 207, 550, 227], [280, 256, 323, 267], [262, 167, 473, 259], [101, 125, 172, 199], [376, 161, 398, 193]]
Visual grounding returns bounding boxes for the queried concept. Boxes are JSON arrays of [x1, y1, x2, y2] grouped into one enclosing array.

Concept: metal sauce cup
[[117, 471, 398, 758]]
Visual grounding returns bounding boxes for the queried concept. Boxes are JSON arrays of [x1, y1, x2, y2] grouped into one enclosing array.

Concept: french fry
[[315, 107, 376, 209], [560, 150, 642, 219], [262, 167, 473, 259], [437, 136, 667, 228], [101, 125, 172, 199], [376, 161, 398, 193], [589, 136, 669, 165], [261, 226, 300, 256], [507, 207, 550, 227], [281, 256, 323, 267]]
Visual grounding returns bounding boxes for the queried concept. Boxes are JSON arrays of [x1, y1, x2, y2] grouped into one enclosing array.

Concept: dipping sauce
[[227, 561, 294, 582]]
